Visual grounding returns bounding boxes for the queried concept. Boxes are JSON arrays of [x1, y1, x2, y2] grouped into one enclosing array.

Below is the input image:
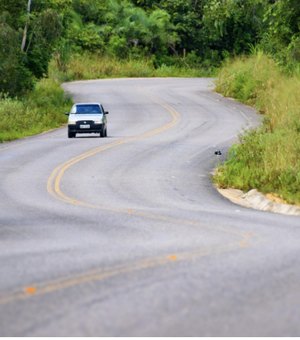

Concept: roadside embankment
[[0, 79, 72, 142], [213, 52, 300, 207], [49, 52, 215, 82]]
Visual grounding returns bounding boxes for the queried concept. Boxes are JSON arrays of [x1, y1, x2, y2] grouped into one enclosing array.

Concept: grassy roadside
[[49, 52, 216, 82], [213, 53, 300, 205], [0, 79, 72, 142]]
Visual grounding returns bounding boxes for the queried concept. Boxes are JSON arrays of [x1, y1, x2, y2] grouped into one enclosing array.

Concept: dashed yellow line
[[0, 240, 244, 305]]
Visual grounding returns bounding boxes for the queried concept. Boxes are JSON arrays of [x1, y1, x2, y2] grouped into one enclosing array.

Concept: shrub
[[0, 79, 72, 142], [214, 53, 300, 204], [50, 51, 214, 81]]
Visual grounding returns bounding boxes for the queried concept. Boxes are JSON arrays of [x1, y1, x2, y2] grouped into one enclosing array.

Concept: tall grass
[[214, 53, 300, 204], [49, 52, 214, 81], [0, 79, 72, 142]]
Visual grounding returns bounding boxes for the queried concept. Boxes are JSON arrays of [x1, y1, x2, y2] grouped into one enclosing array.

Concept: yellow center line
[[0, 240, 243, 306], [0, 94, 260, 306], [46, 97, 244, 237]]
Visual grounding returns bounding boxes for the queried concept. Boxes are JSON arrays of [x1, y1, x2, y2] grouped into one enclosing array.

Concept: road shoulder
[[217, 187, 300, 216]]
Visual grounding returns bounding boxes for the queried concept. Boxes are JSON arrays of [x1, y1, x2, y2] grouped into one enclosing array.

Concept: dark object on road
[[215, 150, 222, 155]]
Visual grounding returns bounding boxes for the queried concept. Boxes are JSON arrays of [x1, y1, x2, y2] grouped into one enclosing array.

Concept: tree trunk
[[21, 0, 32, 52]]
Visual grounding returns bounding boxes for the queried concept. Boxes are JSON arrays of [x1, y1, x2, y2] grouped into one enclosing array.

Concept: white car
[[66, 103, 109, 138]]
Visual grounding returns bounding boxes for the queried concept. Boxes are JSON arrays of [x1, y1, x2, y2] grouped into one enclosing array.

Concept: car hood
[[69, 113, 104, 122]]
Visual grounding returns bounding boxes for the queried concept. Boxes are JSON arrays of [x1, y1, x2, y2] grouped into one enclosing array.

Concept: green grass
[[0, 79, 72, 142], [49, 52, 215, 81], [214, 52, 300, 205]]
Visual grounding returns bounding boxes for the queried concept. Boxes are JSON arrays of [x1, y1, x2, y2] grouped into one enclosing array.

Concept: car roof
[[74, 103, 102, 106]]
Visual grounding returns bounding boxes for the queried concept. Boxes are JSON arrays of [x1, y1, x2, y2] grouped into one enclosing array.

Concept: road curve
[[0, 78, 299, 336]]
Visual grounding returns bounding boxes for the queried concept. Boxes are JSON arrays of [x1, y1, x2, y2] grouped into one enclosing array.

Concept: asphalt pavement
[[0, 78, 299, 336]]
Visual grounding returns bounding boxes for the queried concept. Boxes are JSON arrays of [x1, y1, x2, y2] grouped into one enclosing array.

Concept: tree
[[201, 0, 265, 58], [0, 14, 33, 95], [261, 0, 300, 64], [21, 0, 32, 52]]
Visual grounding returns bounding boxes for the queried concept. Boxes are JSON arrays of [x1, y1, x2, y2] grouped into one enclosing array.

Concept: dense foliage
[[0, 0, 299, 96]]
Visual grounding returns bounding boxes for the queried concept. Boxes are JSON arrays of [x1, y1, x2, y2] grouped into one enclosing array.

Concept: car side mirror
[[65, 112, 70, 116], [105, 111, 109, 115]]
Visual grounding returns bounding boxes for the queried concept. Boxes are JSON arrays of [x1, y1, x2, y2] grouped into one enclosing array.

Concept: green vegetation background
[[0, 0, 299, 203]]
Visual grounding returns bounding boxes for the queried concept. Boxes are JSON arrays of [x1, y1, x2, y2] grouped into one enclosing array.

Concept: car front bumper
[[68, 123, 103, 133]]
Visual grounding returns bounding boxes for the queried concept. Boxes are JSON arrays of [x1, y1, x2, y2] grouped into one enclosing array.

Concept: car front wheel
[[100, 127, 107, 138], [68, 131, 76, 138]]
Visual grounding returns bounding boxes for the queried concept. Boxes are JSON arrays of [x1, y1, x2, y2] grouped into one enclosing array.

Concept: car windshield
[[75, 104, 102, 114]]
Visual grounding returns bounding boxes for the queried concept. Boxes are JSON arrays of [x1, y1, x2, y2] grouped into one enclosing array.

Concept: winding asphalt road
[[0, 78, 299, 336]]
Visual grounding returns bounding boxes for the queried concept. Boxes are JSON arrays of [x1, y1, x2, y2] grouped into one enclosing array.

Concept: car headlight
[[94, 119, 103, 124]]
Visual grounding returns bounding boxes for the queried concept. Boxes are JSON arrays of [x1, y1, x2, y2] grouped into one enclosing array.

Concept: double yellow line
[[0, 96, 257, 305], [47, 100, 180, 206]]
